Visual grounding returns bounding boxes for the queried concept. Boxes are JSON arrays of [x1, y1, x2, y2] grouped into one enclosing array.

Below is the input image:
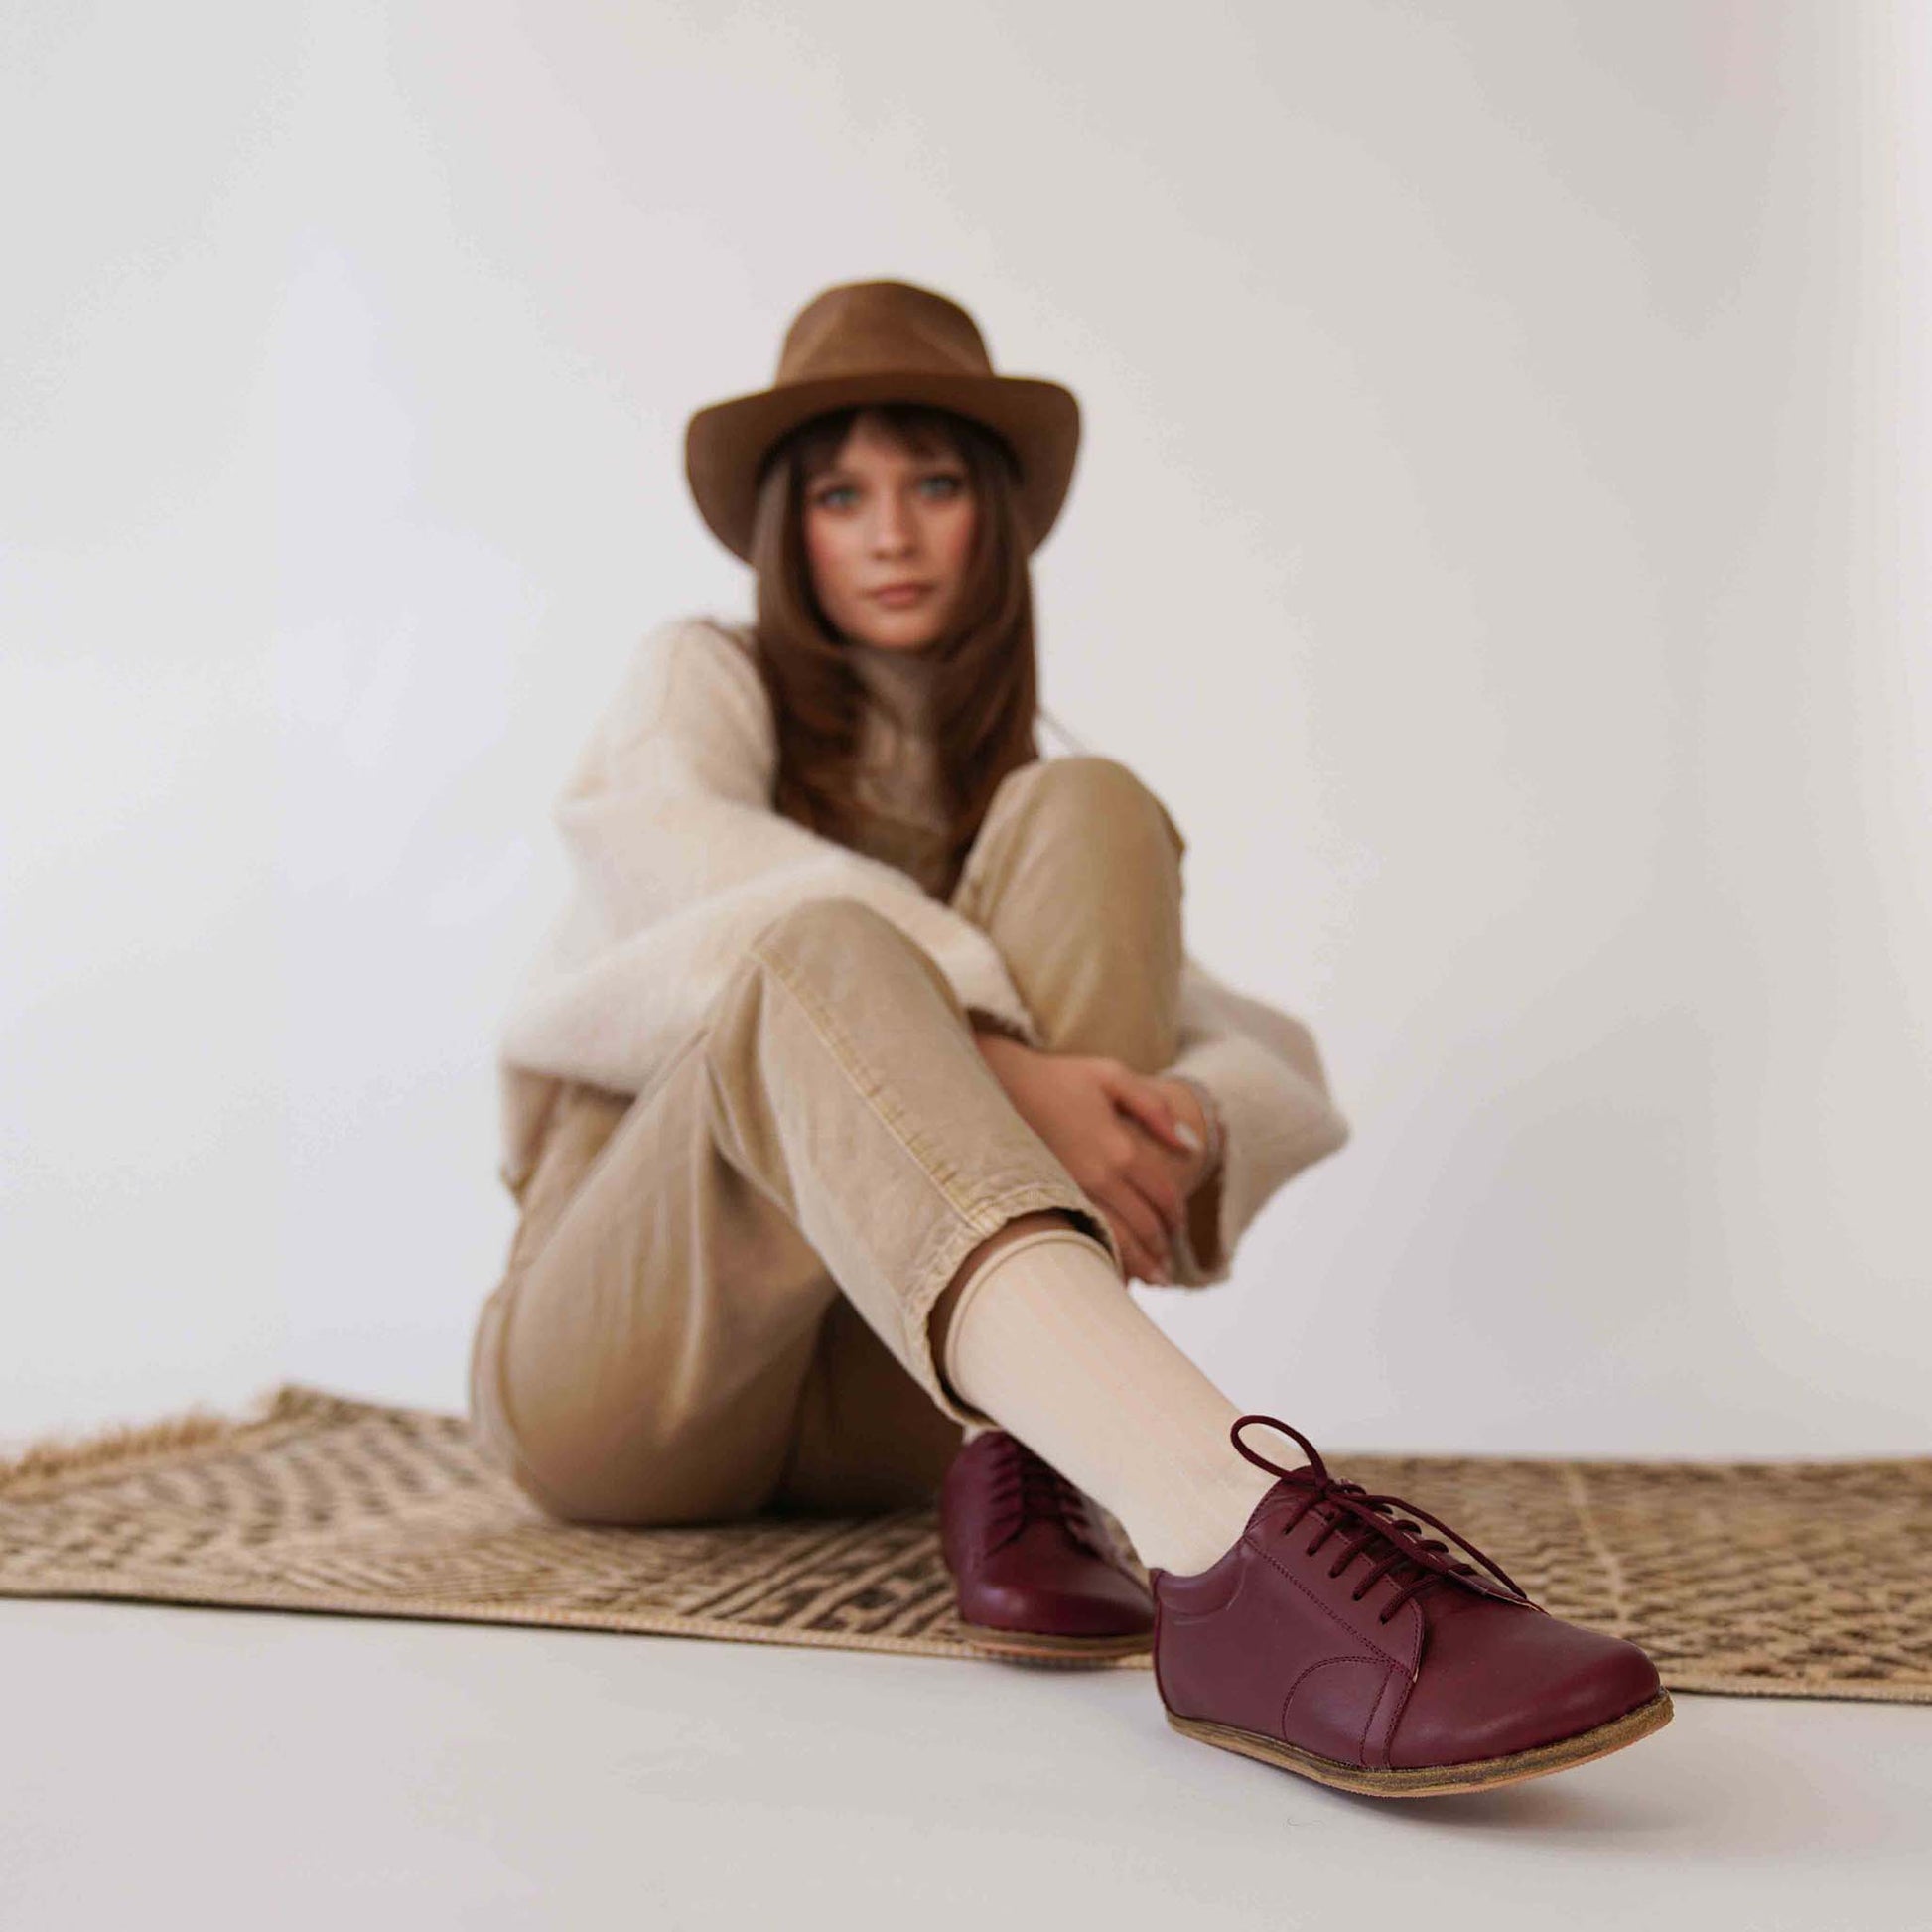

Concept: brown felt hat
[[683, 279, 1082, 563]]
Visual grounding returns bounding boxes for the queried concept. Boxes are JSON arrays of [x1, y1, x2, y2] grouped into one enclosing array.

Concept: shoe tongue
[[1246, 1468, 1318, 1533], [1269, 1465, 1323, 1501]]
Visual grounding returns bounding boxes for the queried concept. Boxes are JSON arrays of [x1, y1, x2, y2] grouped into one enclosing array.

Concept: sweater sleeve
[[1158, 955, 1352, 1288], [529, 617, 1042, 1076]]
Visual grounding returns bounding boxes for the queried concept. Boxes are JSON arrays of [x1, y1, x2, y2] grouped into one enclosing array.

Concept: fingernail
[[1174, 1122, 1202, 1151]]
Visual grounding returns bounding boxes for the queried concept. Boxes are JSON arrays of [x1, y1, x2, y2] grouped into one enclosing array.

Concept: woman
[[468, 279, 1671, 1797]]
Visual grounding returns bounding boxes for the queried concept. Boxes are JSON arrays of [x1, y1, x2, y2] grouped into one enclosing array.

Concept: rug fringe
[[0, 1383, 340, 1493]]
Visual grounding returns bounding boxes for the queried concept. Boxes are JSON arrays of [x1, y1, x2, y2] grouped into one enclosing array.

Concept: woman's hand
[[974, 1034, 1210, 1284]]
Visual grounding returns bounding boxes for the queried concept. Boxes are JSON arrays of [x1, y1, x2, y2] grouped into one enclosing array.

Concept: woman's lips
[[870, 585, 931, 605]]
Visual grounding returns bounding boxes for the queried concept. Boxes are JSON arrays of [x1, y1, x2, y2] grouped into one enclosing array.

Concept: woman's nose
[[869, 494, 916, 550]]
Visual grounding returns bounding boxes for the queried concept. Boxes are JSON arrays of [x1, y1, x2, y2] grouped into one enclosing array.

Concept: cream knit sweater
[[496, 614, 1351, 1287]]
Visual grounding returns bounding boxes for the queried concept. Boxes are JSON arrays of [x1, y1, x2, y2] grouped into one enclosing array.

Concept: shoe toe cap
[[1390, 1598, 1663, 1770]]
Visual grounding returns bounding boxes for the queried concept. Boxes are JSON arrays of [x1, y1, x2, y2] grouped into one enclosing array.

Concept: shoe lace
[[986, 1435, 1112, 1562], [1230, 1415, 1534, 1624]]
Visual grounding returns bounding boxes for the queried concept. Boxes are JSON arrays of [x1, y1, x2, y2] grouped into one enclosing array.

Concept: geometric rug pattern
[[3, 1383, 1927, 1704]]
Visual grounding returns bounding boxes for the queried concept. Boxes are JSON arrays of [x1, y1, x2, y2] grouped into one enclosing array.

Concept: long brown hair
[[743, 401, 1042, 900]]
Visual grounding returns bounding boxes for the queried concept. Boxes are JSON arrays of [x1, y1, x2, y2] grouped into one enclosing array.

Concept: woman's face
[[801, 411, 976, 649]]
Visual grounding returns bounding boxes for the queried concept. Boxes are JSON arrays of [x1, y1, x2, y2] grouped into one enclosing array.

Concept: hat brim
[[684, 368, 1080, 564]]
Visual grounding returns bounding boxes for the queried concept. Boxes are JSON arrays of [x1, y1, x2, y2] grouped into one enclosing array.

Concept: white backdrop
[[3, 0, 1926, 1457]]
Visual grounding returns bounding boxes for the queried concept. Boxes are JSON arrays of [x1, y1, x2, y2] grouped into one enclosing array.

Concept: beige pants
[[468, 755, 1193, 1525]]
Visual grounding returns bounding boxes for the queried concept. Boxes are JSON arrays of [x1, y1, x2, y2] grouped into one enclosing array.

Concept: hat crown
[[684, 278, 1079, 563], [776, 280, 996, 388]]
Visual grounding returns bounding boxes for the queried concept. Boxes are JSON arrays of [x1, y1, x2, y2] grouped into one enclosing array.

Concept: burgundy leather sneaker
[[940, 1428, 1154, 1663], [1151, 1417, 1672, 1796]]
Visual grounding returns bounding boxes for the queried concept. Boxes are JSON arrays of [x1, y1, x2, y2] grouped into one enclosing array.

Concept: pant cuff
[[899, 1181, 1124, 1430]]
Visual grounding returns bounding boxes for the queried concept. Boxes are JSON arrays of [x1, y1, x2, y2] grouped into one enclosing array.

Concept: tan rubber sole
[[1167, 1689, 1674, 1797], [958, 1619, 1155, 1666]]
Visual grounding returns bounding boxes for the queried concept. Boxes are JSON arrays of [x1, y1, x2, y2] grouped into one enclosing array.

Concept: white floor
[[3, 1595, 1927, 1930]]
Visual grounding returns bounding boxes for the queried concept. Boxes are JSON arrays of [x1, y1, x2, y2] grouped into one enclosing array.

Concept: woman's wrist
[[969, 1020, 1035, 1097]]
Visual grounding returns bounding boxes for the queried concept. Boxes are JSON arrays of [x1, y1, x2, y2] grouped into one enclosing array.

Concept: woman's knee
[[749, 895, 920, 971], [989, 755, 1184, 857], [737, 898, 951, 1018]]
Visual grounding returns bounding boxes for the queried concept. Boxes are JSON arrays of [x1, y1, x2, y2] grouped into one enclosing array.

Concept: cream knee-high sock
[[940, 1227, 1280, 1576]]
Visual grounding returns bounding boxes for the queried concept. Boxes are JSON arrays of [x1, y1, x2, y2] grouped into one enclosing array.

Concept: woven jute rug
[[2, 1382, 1927, 1705]]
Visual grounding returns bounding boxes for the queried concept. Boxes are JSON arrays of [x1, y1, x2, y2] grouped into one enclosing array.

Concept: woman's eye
[[813, 475, 963, 510]]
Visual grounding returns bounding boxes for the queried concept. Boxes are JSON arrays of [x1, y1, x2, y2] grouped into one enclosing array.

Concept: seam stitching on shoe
[[1252, 1535, 1409, 1667], [1359, 1658, 1400, 1768], [1277, 1654, 1384, 1764]]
